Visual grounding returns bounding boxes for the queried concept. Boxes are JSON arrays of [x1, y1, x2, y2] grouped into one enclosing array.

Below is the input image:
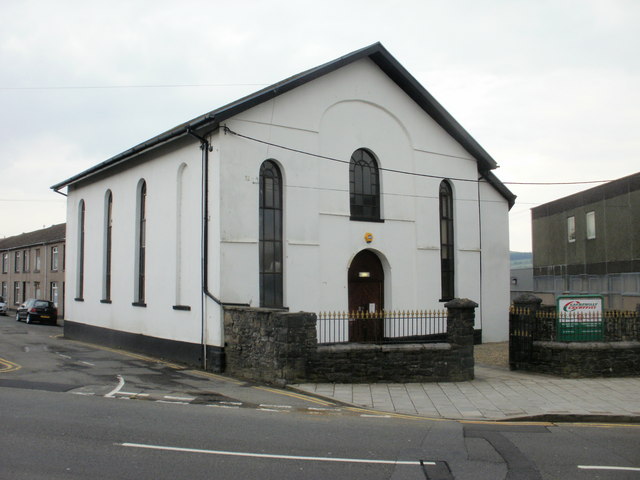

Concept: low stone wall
[[527, 341, 640, 378], [223, 298, 476, 385], [308, 342, 472, 383], [510, 294, 640, 377], [223, 307, 316, 385]]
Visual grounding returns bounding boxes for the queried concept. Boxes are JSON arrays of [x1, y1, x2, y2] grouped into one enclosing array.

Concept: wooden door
[[348, 250, 384, 342]]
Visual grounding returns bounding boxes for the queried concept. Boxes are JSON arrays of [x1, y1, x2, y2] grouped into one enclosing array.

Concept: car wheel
[[16, 313, 20, 322], [25, 314, 31, 324]]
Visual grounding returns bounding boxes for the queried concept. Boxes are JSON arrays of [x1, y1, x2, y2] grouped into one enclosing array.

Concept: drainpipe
[[188, 129, 249, 370]]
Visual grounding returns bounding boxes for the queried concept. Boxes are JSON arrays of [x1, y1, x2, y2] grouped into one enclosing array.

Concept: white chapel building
[[53, 43, 516, 370]]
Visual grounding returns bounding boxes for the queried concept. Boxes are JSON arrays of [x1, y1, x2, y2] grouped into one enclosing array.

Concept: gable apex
[[52, 42, 515, 208]]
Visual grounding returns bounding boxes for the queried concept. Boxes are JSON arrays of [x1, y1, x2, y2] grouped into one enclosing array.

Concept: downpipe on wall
[[189, 129, 249, 370]]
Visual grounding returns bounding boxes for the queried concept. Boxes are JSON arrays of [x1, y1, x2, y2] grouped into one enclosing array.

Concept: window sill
[[173, 305, 191, 311], [74, 297, 84, 302], [349, 216, 384, 223], [132, 302, 147, 308], [100, 299, 112, 304]]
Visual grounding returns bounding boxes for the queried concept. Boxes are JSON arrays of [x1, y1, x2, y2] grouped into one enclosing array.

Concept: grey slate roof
[[0, 223, 66, 251], [51, 42, 516, 208]]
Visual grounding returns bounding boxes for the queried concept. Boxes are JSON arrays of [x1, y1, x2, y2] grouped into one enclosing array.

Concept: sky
[[1, 0, 638, 251]]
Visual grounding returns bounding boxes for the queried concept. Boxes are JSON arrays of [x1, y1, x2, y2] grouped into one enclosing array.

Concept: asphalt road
[[1, 316, 640, 479]]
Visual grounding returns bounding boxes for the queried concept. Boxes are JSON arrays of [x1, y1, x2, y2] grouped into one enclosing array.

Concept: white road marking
[[308, 407, 339, 411], [258, 408, 282, 412], [220, 401, 242, 406], [105, 375, 125, 398], [579, 466, 640, 472], [164, 395, 196, 402], [156, 400, 189, 405], [360, 414, 392, 418], [259, 404, 292, 409], [207, 404, 240, 409], [71, 392, 95, 396], [120, 443, 432, 466], [79, 361, 95, 366], [57, 354, 72, 359]]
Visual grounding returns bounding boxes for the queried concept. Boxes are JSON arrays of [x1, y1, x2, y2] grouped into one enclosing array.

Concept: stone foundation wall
[[527, 341, 640, 378], [223, 298, 476, 385]]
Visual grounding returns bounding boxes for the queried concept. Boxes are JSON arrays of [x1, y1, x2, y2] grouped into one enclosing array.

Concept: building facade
[[0, 223, 66, 316], [52, 43, 515, 370], [532, 172, 640, 309]]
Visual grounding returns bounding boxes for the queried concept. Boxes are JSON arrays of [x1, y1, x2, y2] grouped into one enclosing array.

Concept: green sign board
[[556, 295, 604, 342]]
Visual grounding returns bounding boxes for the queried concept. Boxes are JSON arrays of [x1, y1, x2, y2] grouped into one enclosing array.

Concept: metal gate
[[509, 307, 534, 369]]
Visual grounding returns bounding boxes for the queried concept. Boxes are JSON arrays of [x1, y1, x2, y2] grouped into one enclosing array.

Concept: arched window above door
[[349, 149, 381, 222]]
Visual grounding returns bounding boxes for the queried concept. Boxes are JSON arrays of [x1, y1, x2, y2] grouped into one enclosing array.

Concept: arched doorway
[[348, 250, 384, 342]]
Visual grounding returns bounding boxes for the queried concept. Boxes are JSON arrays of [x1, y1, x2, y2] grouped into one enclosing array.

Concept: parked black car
[[15, 299, 58, 325]]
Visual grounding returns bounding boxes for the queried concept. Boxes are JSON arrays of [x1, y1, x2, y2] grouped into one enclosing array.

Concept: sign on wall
[[556, 295, 604, 341]]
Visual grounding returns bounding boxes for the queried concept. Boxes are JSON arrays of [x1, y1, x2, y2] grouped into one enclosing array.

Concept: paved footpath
[[292, 365, 640, 422]]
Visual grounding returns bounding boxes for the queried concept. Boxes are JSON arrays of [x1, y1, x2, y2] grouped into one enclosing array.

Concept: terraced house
[[52, 43, 515, 371], [0, 223, 66, 316]]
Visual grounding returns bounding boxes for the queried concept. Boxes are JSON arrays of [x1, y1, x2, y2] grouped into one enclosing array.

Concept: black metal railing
[[316, 310, 448, 345], [510, 307, 640, 343]]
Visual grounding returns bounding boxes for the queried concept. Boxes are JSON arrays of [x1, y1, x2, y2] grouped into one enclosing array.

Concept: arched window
[[75, 199, 85, 300], [259, 161, 283, 308], [439, 181, 454, 301], [102, 190, 113, 302], [134, 180, 147, 306], [349, 149, 380, 221]]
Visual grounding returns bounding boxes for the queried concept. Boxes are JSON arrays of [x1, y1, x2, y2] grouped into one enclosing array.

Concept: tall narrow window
[[51, 246, 59, 271], [1, 253, 7, 273], [103, 190, 113, 302], [35, 249, 41, 271], [76, 200, 85, 300], [439, 181, 454, 301], [134, 181, 147, 305], [567, 216, 576, 243], [14, 251, 20, 273], [23, 250, 29, 272], [259, 161, 283, 308], [349, 149, 380, 221], [586, 211, 596, 240]]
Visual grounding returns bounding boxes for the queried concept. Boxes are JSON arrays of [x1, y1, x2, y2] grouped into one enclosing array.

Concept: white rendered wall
[[64, 140, 218, 346], [216, 58, 509, 340]]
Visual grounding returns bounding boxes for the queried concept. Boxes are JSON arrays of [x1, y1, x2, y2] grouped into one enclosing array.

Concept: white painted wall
[[217, 58, 510, 340], [64, 140, 212, 345], [64, 56, 510, 347]]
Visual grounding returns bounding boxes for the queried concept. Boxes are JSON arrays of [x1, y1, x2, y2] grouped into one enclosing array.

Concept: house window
[[134, 180, 147, 305], [103, 190, 113, 302], [13, 282, 20, 305], [1, 253, 7, 273], [34, 281, 41, 299], [586, 211, 596, 240], [349, 149, 381, 221], [14, 251, 20, 273], [51, 282, 58, 307], [35, 249, 41, 272], [76, 200, 85, 300], [1, 282, 6, 302], [51, 246, 59, 271], [567, 216, 576, 243], [23, 250, 29, 272], [259, 161, 283, 308], [439, 180, 455, 301]]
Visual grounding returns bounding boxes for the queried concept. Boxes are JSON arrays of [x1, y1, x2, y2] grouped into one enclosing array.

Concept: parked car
[[0, 296, 7, 315], [15, 299, 58, 325]]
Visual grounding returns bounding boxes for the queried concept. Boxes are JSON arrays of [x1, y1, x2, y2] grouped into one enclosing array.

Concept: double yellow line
[[0, 357, 21, 373]]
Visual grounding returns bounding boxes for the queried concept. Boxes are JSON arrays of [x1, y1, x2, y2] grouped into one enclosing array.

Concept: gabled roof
[[51, 42, 515, 207], [0, 223, 66, 251]]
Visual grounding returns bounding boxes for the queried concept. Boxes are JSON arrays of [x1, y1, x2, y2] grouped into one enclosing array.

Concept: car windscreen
[[34, 301, 51, 308]]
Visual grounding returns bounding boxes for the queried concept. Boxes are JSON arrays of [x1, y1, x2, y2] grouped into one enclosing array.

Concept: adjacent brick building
[[0, 223, 66, 317]]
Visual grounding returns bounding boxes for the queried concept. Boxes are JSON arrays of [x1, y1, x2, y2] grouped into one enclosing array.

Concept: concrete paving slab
[[291, 364, 640, 422]]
